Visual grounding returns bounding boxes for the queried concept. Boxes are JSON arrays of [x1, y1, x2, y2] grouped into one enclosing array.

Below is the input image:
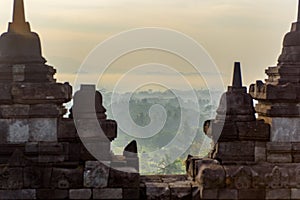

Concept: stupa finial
[[9, 0, 30, 33], [232, 62, 242, 88], [13, 0, 26, 23]]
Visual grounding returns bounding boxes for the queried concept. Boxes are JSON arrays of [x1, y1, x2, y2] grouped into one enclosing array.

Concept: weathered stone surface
[[238, 189, 266, 199], [69, 189, 92, 200], [214, 141, 255, 163], [218, 189, 238, 200], [0, 83, 12, 103], [267, 153, 292, 163], [51, 167, 83, 189], [169, 181, 192, 199], [6, 119, 29, 143], [108, 167, 139, 188], [266, 189, 291, 199], [84, 161, 110, 188], [57, 119, 77, 141], [255, 142, 267, 162], [28, 118, 57, 142], [145, 182, 170, 200], [0, 104, 29, 118], [0, 167, 23, 189], [123, 188, 140, 200], [0, 189, 36, 199], [269, 118, 300, 142], [200, 188, 218, 199], [265, 166, 289, 189], [36, 189, 69, 199], [11, 83, 71, 104], [93, 188, 123, 199], [291, 189, 300, 199], [196, 164, 225, 189], [24, 167, 52, 188]]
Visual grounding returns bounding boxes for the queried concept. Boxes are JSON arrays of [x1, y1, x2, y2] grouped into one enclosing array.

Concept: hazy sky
[[0, 0, 298, 91]]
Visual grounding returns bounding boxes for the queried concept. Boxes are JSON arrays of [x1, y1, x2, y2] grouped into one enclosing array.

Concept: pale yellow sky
[[0, 0, 298, 91]]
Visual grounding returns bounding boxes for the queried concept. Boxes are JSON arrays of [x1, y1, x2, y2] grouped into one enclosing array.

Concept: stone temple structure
[[0, 0, 299, 199]]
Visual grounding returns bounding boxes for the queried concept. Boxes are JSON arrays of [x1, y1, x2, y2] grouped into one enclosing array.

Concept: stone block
[[200, 188, 218, 199], [267, 153, 292, 163], [51, 167, 83, 189], [28, 118, 57, 142], [0, 167, 23, 189], [255, 142, 267, 162], [145, 182, 170, 200], [196, 164, 225, 189], [238, 189, 266, 199], [84, 161, 110, 188], [123, 188, 140, 199], [237, 120, 270, 141], [214, 141, 255, 163], [38, 142, 64, 155], [93, 188, 123, 199], [0, 83, 12, 103], [169, 181, 192, 199], [218, 189, 238, 200], [11, 82, 71, 104], [269, 118, 300, 142], [267, 142, 292, 152], [0, 104, 29, 118], [69, 189, 92, 199], [29, 104, 63, 117], [24, 167, 52, 188], [291, 189, 300, 199], [0, 189, 36, 199], [292, 143, 300, 163], [6, 119, 29, 143], [108, 167, 139, 188], [266, 189, 291, 199], [36, 189, 69, 199], [57, 119, 77, 141]]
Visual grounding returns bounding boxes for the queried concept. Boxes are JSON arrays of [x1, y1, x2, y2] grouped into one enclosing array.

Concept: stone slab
[[267, 153, 292, 163], [145, 182, 170, 200], [291, 189, 300, 200], [218, 189, 238, 200], [269, 118, 300, 142], [200, 188, 218, 199], [238, 189, 266, 199], [214, 141, 255, 162], [0, 167, 23, 189], [0, 118, 57, 143], [69, 189, 92, 199], [123, 188, 140, 200], [0, 189, 36, 199], [255, 142, 267, 162], [266, 189, 291, 199], [36, 189, 69, 199], [93, 188, 123, 199], [28, 118, 57, 142]]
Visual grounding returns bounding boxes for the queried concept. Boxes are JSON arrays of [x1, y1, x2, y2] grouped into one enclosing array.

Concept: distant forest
[[101, 89, 222, 174]]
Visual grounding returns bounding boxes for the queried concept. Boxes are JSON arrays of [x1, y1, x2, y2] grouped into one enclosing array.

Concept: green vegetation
[[102, 89, 221, 174]]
